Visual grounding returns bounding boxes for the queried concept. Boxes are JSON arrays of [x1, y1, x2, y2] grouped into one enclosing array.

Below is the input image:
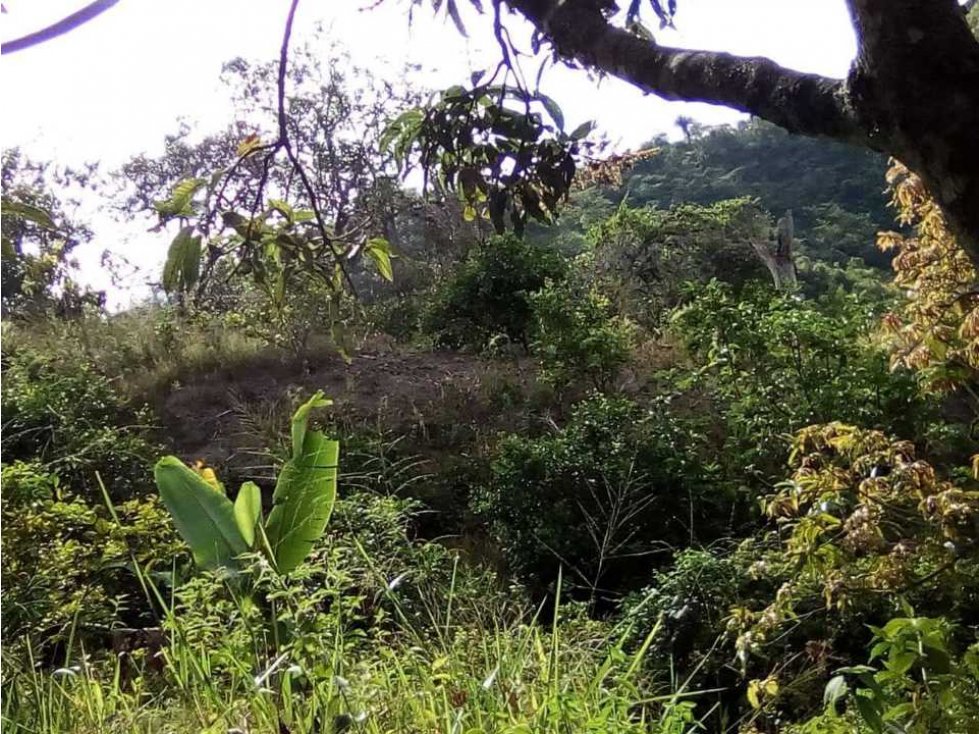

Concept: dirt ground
[[157, 343, 542, 477]]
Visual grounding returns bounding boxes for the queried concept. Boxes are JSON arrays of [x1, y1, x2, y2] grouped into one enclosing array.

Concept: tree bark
[[751, 210, 798, 292], [505, 0, 979, 260]]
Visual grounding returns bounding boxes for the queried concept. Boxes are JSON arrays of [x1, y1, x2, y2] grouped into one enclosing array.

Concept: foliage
[[385, 76, 597, 236], [1, 305, 267, 405], [825, 615, 979, 733], [531, 276, 636, 390], [119, 38, 414, 316], [7, 49, 979, 732], [423, 233, 566, 350], [155, 392, 338, 574], [733, 423, 979, 684], [472, 394, 725, 599], [2, 485, 705, 734], [622, 120, 892, 268], [622, 548, 750, 657], [1, 149, 103, 319], [0, 461, 177, 651], [584, 198, 769, 325], [669, 280, 931, 480], [877, 160, 979, 393], [0, 347, 161, 500]]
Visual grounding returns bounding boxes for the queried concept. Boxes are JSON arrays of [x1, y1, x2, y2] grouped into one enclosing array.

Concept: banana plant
[[154, 392, 338, 573]]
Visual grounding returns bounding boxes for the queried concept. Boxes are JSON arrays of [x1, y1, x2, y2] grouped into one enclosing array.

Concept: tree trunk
[[751, 210, 798, 292], [846, 0, 979, 253]]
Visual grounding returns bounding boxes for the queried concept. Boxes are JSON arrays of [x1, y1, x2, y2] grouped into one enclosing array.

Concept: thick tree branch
[[506, 0, 979, 259], [506, 0, 870, 147]]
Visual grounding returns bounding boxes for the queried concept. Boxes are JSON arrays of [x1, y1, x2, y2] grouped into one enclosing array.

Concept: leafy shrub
[[585, 199, 767, 326], [472, 394, 727, 600], [2, 149, 103, 320], [722, 425, 979, 728], [876, 160, 979, 393], [622, 548, 751, 658], [363, 293, 424, 342], [423, 234, 566, 351], [824, 615, 979, 734], [161, 489, 515, 675], [0, 461, 177, 650], [1, 349, 161, 500], [531, 277, 636, 390], [669, 280, 935, 480], [735, 424, 979, 660]]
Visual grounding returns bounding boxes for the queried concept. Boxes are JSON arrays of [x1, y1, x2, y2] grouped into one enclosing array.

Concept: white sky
[[0, 0, 858, 306]]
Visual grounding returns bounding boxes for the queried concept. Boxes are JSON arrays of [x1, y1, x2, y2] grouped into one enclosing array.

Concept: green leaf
[[234, 481, 263, 548], [161, 226, 202, 294], [290, 391, 332, 463], [854, 693, 884, 733], [1, 199, 57, 230], [569, 121, 595, 141], [886, 649, 918, 675], [380, 109, 424, 154], [154, 456, 248, 569], [268, 198, 294, 223], [264, 415, 339, 573], [537, 94, 565, 132], [823, 675, 848, 714], [365, 237, 395, 282], [153, 177, 206, 217]]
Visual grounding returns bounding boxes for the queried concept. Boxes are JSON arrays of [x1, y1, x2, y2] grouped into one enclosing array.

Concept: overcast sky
[[1, 0, 858, 305]]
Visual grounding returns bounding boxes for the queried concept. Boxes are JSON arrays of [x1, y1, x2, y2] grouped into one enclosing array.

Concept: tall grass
[[2, 554, 707, 734], [2, 308, 266, 403]]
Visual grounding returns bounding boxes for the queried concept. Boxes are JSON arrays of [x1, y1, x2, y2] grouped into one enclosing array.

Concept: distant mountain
[[616, 120, 894, 268]]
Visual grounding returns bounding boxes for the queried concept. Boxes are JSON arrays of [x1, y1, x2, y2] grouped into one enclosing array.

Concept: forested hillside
[[3, 4, 979, 733]]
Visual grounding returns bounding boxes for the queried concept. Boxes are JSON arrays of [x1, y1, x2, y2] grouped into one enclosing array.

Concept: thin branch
[[275, 0, 358, 296], [2, 0, 120, 55]]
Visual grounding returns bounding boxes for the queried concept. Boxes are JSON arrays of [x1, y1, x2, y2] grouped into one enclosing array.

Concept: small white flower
[[52, 668, 77, 678], [334, 675, 350, 691]]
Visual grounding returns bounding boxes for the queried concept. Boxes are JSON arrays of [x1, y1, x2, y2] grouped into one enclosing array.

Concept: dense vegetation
[[3, 42, 978, 734]]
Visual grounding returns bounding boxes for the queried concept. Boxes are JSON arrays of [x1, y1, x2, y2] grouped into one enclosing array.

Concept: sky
[[1, 0, 858, 306]]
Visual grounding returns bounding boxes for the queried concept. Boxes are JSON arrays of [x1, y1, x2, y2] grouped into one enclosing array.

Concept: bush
[[622, 548, 751, 660], [668, 280, 938, 480], [423, 234, 566, 351], [822, 614, 979, 733], [1, 348, 161, 500], [531, 276, 636, 390], [585, 199, 768, 326], [0, 461, 177, 651], [472, 394, 728, 601]]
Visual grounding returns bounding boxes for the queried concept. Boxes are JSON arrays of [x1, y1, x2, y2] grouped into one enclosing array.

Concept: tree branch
[[505, 0, 872, 147], [2, 0, 120, 55], [274, 0, 357, 295]]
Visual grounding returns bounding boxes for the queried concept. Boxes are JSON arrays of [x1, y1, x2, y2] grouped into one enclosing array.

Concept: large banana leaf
[[154, 456, 248, 569], [265, 394, 338, 573]]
